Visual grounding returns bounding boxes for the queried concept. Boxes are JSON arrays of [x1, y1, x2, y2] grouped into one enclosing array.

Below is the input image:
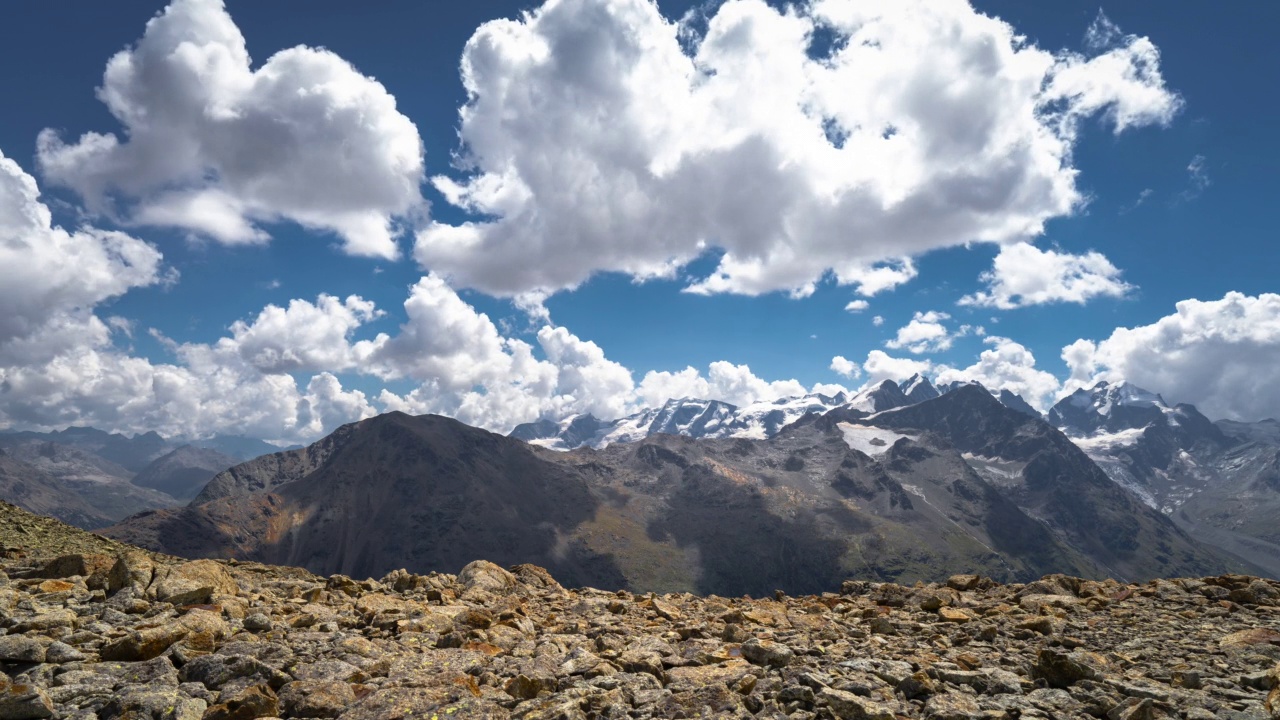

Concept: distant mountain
[[131, 445, 240, 502], [0, 449, 114, 530], [870, 385, 1232, 581], [1048, 381, 1280, 578], [511, 391, 850, 450], [106, 397, 1242, 592], [0, 437, 177, 523], [509, 378, 1040, 450]]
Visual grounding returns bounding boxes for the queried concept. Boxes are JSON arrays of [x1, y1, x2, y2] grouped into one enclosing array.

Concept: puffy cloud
[[872, 315, 885, 327], [830, 355, 860, 379], [959, 242, 1132, 309], [1062, 292, 1280, 421], [220, 295, 383, 374], [637, 362, 808, 409], [935, 336, 1061, 410], [885, 311, 954, 354], [861, 350, 933, 386], [37, 0, 424, 258], [0, 150, 166, 356], [844, 300, 869, 313], [417, 0, 1179, 297]]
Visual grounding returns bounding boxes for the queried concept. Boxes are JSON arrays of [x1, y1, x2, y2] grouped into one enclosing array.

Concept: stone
[[242, 613, 272, 632], [106, 552, 155, 595], [149, 559, 238, 605], [457, 560, 517, 595], [740, 637, 793, 667], [0, 637, 44, 664], [947, 574, 982, 591], [203, 684, 278, 720], [939, 606, 977, 623], [1033, 648, 1108, 688], [37, 554, 112, 580], [0, 679, 53, 719], [279, 680, 357, 718], [179, 654, 290, 692], [819, 687, 899, 720], [923, 692, 983, 720]]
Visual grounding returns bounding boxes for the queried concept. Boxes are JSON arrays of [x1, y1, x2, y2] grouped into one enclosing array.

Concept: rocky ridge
[[3, 502, 1280, 719]]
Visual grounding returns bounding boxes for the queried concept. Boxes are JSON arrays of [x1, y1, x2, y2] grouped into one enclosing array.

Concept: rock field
[[0, 503, 1278, 719]]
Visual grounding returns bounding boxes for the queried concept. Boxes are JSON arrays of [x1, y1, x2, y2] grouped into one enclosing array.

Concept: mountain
[[510, 392, 849, 450], [0, 436, 177, 524], [0, 450, 114, 529], [901, 373, 940, 403], [867, 385, 1234, 581], [1048, 381, 1280, 578], [130, 445, 240, 502], [106, 395, 1240, 593]]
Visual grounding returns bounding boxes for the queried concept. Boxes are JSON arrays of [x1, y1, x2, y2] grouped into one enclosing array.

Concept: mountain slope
[[0, 437, 177, 523], [131, 445, 239, 502], [869, 385, 1239, 581], [1050, 382, 1280, 578], [0, 450, 114, 529]]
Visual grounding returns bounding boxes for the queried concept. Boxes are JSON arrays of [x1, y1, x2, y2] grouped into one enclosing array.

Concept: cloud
[[861, 350, 933, 386], [1178, 154, 1210, 202], [0, 150, 167, 360], [1062, 292, 1280, 421], [220, 294, 383, 374], [636, 361, 808, 409], [830, 355, 860, 379], [958, 242, 1133, 309], [935, 336, 1061, 410], [416, 0, 1179, 298], [36, 0, 424, 259], [844, 300, 869, 313], [885, 310, 955, 354], [872, 315, 885, 327]]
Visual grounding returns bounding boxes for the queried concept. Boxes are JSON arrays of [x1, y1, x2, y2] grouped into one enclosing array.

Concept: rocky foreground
[[0, 509, 1278, 719]]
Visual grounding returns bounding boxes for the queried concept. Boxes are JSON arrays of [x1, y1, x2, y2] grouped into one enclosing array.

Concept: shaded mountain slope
[[131, 445, 239, 502], [0, 438, 177, 522], [869, 385, 1238, 581]]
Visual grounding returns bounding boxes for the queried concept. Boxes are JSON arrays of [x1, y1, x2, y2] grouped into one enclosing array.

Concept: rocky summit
[[2, 503, 1280, 719]]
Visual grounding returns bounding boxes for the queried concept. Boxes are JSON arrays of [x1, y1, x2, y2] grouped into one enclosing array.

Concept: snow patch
[[838, 423, 915, 457]]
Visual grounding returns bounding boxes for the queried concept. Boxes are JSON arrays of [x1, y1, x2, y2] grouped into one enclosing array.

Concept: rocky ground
[[0, 502, 1278, 719]]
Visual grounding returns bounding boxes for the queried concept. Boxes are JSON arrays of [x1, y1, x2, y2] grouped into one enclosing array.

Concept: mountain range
[[100, 380, 1264, 594], [0, 427, 287, 528]]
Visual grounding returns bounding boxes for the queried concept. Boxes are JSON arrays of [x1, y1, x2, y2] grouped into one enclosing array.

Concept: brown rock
[[1220, 628, 1280, 648], [106, 551, 154, 595], [149, 559, 238, 605], [923, 692, 982, 720], [1032, 647, 1108, 688], [0, 679, 54, 719], [203, 684, 278, 720], [279, 680, 356, 718], [819, 687, 898, 720], [947, 574, 982, 591], [37, 553, 113, 580], [457, 560, 517, 595], [938, 606, 977, 623]]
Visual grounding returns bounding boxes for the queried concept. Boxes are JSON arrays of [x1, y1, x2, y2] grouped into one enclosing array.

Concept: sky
[[1, 0, 1278, 443]]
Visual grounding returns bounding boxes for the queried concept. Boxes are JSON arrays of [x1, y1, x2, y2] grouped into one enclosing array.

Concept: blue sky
[[1, 0, 1278, 442]]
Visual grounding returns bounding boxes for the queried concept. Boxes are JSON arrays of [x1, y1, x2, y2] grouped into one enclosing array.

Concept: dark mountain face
[[901, 373, 940, 404], [1047, 383, 1280, 579], [131, 445, 239, 502], [869, 386, 1237, 582]]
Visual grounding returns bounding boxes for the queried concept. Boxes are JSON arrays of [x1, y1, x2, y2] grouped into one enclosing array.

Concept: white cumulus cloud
[[416, 0, 1179, 298], [861, 350, 934, 386], [830, 355, 860, 379], [959, 242, 1133, 309], [1062, 292, 1280, 421], [37, 0, 424, 259], [935, 336, 1061, 410], [885, 310, 955, 354]]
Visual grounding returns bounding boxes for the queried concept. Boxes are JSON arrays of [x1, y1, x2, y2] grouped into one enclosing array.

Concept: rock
[[100, 686, 205, 720], [457, 560, 517, 595], [740, 637, 793, 667], [0, 679, 53, 719], [1221, 628, 1280, 649], [106, 552, 154, 595], [242, 613, 271, 632], [179, 654, 290, 692], [149, 559, 238, 605], [819, 687, 899, 720], [0, 637, 44, 664], [279, 680, 357, 718], [923, 692, 983, 720], [99, 609, 228, 662], [1032, 648, 1108, 688], [42, 642, 83, 664], [203, 684, 278, 720], [938, 606, 977, 623], [947, 574, 982, 591], [37, 554, 112, 580]]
